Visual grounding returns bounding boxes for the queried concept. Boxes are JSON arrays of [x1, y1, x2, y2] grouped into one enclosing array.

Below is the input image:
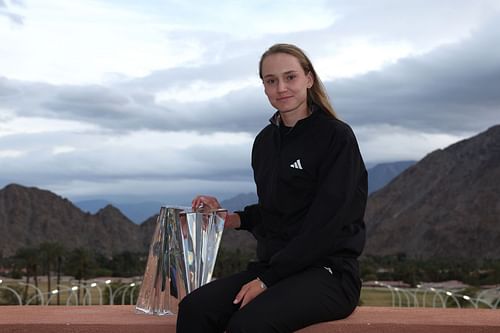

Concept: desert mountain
[[0, 184, 148, 257], [364, 125, 500, 259], [0, 183, 257, 258]]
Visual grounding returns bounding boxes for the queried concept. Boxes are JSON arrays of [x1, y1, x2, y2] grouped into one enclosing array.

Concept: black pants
[[176, 259, 361, 333]]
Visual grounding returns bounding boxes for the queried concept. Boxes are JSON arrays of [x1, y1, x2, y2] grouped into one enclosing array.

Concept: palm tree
[[39, 242, 65, 304], [66, 248, 94, 304], [14, 247, 40, 304], [56, 249, 64, 305]]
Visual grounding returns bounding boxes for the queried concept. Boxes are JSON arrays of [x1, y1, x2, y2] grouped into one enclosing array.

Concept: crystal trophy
[[135, 206, 227, 315]]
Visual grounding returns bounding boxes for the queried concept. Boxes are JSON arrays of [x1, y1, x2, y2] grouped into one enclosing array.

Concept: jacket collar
[[269, 104, 321, 127]]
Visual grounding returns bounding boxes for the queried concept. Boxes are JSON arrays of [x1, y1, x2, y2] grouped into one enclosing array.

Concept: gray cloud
[[0, 77, 20, 97], [0, 128, 253, 200], [138, 16, 500, 134], [2, 15, 499, 138], [1, 75, 270, 134], [332, 17, 500, 133]]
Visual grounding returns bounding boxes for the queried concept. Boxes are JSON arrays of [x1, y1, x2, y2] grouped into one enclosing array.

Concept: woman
[[177, 43, 367, 333]]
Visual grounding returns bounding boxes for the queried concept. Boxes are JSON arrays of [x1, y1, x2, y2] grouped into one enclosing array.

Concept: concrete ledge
[[0, 305, 499, 333]]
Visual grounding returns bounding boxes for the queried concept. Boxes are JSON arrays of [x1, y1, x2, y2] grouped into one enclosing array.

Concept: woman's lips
[[277, 96, 293, 101]]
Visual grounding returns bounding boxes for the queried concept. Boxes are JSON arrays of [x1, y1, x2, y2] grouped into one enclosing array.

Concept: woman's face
[[261, 52, 313, 115]]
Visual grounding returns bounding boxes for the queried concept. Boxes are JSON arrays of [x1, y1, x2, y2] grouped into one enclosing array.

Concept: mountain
[[0, 184, 148, 257], [364, 125, 500, 259], [76, 200, 164, 224], [368, 161, 415, 194], [0, 183, 258, 258]]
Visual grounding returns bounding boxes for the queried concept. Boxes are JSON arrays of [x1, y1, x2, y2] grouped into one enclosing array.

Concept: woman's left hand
[[233, 278, 266, 308]]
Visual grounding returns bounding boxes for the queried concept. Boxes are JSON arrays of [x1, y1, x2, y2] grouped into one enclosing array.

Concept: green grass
[[360, 288, 394, 306], [360, 287, 491, 308]]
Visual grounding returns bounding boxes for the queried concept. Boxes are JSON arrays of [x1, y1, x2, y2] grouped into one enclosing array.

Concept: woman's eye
[[286, 74, 296, 81], [266, 79, 275, 85]]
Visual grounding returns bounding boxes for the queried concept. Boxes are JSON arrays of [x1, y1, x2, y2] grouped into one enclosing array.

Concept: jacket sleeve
[[235, 204, 262, 232], [259, 125, 367, 287]]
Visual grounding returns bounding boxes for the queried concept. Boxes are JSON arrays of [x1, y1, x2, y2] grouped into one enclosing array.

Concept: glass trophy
[[135, 206, 227, 315]]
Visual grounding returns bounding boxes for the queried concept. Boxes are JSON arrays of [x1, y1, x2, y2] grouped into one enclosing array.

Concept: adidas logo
[[290, 159, 303, 170]]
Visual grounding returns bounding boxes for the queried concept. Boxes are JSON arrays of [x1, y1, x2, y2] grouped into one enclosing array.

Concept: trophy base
[[135, 307, 176, 316]]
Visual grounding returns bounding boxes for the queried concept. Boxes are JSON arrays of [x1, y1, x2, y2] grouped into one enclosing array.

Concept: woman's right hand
[[191, 195, 221, 211]]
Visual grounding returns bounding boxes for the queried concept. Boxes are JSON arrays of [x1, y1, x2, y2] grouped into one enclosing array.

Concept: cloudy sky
[[1, 0, 499, 205]]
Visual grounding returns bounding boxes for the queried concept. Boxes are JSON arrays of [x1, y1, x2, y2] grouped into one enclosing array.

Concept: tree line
[[360, 254, 500, 286], [0, 242, 147, 304], [2, 243, 499, 296], [0, 243, 255, 305], [0, 243, 255, 285]]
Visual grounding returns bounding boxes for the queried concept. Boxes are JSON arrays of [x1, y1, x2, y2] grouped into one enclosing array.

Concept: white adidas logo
[[290, 159, 303, 170]]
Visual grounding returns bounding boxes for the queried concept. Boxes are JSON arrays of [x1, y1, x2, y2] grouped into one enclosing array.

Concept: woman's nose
[[277, 80, 287, 92]]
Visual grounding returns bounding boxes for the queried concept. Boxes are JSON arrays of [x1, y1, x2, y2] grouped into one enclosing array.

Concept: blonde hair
[[259, 43, 337, 118]]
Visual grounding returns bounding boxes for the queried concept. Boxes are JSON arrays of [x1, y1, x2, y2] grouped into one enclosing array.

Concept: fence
[[366, 281, 500, 309], [0, 278, 140, 306], [1, 278, 499, 308]]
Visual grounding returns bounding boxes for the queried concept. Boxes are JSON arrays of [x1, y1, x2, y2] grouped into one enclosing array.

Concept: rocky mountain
[[0, 184, 150, 257], [0, 183, 257, 258], [364, 125, 500, 259]]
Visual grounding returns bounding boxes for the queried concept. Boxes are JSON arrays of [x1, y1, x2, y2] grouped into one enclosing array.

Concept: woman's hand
[[192, 195, 221, 211], [233, 278, 267, 308], [191, 195, 241, 228]]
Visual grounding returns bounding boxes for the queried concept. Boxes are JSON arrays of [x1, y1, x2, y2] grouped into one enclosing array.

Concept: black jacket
[[236, 106, 367, 287]]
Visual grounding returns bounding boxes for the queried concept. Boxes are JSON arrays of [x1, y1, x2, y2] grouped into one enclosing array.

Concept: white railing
[[1, 278, 499, 308], [0, 279, 142, 306], [367, 281, 500, 309]]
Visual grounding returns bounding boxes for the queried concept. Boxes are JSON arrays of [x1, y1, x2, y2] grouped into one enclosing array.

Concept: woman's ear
[[306, 71, 314, 88]]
